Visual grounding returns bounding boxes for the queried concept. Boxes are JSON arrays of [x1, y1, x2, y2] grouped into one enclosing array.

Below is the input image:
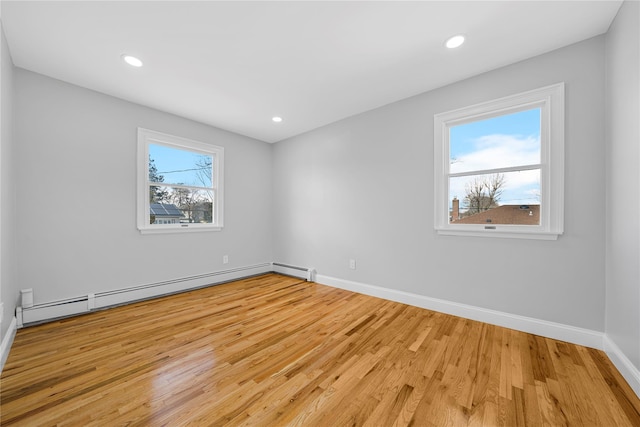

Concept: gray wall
[[1, 20, 16, 342], [13, 69, 273, 304], [1, 2, 638, 389], [605, 0, 640, 370], [273, 36, 607, 331]]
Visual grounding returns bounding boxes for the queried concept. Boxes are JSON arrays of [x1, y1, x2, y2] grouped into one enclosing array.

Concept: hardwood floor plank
[[2, 273, 639, 426]]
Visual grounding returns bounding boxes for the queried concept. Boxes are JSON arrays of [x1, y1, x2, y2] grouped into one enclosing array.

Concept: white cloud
[[450, 134, 540, 174], [449, 134, 541, 208]]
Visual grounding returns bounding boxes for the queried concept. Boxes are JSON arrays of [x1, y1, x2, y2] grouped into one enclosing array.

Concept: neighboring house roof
[[453, 205, 540, 225], [150, 203, 183, 218]]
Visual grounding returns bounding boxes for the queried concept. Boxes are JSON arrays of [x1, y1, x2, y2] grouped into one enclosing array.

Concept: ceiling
[[1, 1, 623, 143]]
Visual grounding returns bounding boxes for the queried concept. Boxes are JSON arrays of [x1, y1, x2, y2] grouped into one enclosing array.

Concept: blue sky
[[449, 108, 541, 208], [149, 144, 212, 187]]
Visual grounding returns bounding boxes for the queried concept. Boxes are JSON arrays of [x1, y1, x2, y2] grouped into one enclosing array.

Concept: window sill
[[436, 228, 560, 240], [139, 225, 223, 234]]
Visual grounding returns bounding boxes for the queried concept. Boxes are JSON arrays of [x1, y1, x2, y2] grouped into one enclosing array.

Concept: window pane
[[448, 169, 540, 225], [149, 185, 214, 224], [450, 108, 541, 174], [149, 144, 213, 187]]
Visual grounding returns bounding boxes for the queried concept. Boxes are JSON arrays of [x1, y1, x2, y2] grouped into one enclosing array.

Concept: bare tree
[[168, 186, 213, 223], [148, 158, 170, 204], [193, 155, 214, 223], [194, 155, 212, 188], [168, 187, 196, 222], [463, 174, 505, 215]]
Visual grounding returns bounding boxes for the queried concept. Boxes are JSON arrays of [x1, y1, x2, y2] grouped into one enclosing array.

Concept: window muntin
[[434, 83, 564, 239], [137, 129, 224, 234]]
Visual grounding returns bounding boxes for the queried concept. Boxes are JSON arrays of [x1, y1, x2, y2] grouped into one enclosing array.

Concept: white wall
[[605, 0, 640, 381], [273, 36, 606, 332], [13, 69, 273, 304], [0, 17, 16, 345]]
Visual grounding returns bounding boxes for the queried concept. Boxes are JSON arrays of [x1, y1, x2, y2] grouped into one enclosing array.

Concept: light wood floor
[[2, 274, 639, 426]]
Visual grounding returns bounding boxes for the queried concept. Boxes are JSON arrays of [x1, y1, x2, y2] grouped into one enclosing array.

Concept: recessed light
[[272, 116, 283, 123], [445, 35, 465, 49], [122, 54, 143, 67]]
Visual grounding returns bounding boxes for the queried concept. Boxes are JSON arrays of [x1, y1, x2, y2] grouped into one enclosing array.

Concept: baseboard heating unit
[[271, 263, 316, 281], [17, 263, 274, 327]]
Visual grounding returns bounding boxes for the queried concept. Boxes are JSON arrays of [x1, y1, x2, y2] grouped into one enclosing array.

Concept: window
[[434, 83, 564, 240], [137, 128, 224, 234]]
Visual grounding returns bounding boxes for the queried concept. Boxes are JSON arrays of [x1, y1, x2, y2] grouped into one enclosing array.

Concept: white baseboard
[[92, 264, 272, 309], [5, 268, 639, 399], [316, 274, 605, 350], [1, 316, 17, 373], [19, 263, 272, 326], [604, 335, 640, 398]]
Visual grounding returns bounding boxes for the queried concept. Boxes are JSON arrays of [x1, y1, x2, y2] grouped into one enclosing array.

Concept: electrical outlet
[[223, 255, 229, 264], [349, 259, 356, 270]]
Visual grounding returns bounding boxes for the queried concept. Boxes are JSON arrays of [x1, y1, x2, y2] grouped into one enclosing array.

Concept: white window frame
[[137, 128, 224, 234], [434, 83, 564, 240]]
